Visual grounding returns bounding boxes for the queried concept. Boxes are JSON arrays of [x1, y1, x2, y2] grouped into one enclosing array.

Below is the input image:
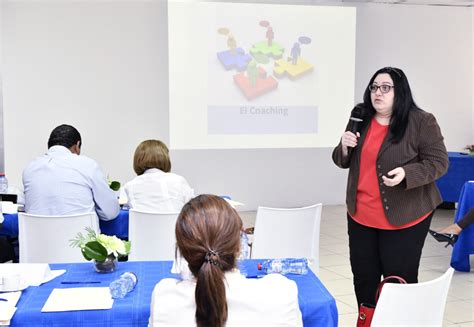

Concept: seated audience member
[[124, 140, 194, 212], [430, 207, 474, 246], [149, 194, 303, 327], [23, 124, 120, 220]]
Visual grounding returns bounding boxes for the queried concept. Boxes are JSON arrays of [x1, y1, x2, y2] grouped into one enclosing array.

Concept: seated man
[[23, 124, 120, 220]]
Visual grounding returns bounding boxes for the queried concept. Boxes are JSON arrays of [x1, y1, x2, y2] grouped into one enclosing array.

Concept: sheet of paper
[[41, 287, 114, 312], [0, 304, 17, 325], [0, 292, 20, 325], [0, 291, 21, 307]]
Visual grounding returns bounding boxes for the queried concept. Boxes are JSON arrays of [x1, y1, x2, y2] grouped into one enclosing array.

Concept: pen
[[245, 275, 264, 279], [61, 281, 102, 284], [0, 298, 8, 302]]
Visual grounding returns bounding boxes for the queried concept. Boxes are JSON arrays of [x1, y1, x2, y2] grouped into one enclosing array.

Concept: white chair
[[371, 267, 455, 327], [251, 203, 322, 274], [128, 210, 180, 261], [18, 212, 99, 263]]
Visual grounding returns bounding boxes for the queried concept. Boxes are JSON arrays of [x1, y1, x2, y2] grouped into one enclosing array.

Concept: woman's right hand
[[341, 131, 360, 156]]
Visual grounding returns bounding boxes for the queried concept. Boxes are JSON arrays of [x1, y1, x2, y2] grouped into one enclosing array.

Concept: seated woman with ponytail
[[149, 194, 303, 327]]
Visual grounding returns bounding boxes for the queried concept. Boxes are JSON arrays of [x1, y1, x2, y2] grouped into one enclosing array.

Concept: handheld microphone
[[346, 105, 365, 156], [349, 104, 365, 135], [349, 117, 363, 134]]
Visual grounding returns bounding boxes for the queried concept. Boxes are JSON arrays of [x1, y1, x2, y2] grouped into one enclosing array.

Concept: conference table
[[0, 209, 130, 239], [450, 181, 474, 272], [10, 260, 338, 326], [436, 152, 474, 203]]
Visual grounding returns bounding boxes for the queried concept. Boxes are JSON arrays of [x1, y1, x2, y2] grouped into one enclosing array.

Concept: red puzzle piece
[[233, 67, 278, 100]]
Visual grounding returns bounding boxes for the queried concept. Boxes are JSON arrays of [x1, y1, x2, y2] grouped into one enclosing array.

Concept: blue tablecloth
[[436, 152, 474, 202], [100, 210, 129, 238], [0, 209, 129, 239], [451, 181, 474, 272], [10, 260, 338, 326]]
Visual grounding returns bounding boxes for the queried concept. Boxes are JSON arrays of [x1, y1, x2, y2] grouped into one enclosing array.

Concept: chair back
[[371, 267, 454, 326], [18, 212, 99, 263], [128, 210, 180, 261], [251, 203, 322, 274]]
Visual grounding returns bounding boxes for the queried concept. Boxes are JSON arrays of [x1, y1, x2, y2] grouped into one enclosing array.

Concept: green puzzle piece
[[250, 41, 285, 59]]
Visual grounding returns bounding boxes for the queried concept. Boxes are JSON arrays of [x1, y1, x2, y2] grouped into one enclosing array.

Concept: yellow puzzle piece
[[273, 58, 313, 80]]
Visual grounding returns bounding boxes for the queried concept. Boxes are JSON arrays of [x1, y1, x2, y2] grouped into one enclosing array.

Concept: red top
[[351, 118, 430, 230]]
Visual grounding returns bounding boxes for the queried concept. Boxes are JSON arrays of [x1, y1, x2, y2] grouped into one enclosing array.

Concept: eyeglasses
[[368, 84, 394, 94]]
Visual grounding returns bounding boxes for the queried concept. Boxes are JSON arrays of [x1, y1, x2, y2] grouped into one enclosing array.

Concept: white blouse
[[149, 270, 303, 327], [124, 168, 194, 212]]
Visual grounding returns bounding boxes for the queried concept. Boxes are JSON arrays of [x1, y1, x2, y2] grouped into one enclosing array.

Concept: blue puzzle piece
[[217, 47, 252, 71]]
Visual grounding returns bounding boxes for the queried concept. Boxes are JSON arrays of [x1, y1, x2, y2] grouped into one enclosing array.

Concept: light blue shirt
[[23, 146, 120, 220]]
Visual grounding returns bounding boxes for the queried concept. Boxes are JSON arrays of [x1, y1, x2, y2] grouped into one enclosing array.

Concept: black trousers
[[347, 212, 433, 307], [0, 236, 16, 263]]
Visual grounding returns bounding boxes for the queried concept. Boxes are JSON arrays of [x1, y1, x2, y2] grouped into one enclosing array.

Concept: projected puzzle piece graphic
[[273, 57, 314, 80], [217, 47, 252, 71], [233, 67, 278, 100], [250, 41, 284, 59]]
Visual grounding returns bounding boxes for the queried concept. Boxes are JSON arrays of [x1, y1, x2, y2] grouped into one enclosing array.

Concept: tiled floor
[[240, 205, 474, 326]]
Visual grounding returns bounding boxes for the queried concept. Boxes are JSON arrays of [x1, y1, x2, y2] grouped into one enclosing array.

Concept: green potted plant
[[71, 228, 131, 273], [107, 175, 121, 192], [109, 180, 121, 192]]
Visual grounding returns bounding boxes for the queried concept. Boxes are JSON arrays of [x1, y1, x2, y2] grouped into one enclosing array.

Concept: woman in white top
[[124, 140, 194, 212], [149, 194, 303, 327]]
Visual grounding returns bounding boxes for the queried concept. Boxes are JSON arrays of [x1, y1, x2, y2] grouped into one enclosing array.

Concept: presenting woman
[[149, 194, 302, 326], [332, 67, 448, 307]]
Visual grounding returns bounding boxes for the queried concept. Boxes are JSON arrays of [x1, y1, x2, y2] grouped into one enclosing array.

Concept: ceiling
[[340, 0, 473, 7]]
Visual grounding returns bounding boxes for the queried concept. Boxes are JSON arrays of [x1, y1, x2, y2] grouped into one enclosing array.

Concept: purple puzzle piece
[[217, 47, 252, 71]]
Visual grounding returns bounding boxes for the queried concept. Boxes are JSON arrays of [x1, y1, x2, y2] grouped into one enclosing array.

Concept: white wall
[[0, 1, 4, 172], [2, 0, 473, 210], [3, 0, 168, 188], [354, 4, 473, 152], [470, 6, 474, 144]]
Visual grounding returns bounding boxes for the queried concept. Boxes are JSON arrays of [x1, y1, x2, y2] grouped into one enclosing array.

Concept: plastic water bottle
[[0, 173, 8, 193], [109, 272, 137, 299], [239, 231, 250, 260], [237, 232, 250, 276], [258, 258, 309, 275]]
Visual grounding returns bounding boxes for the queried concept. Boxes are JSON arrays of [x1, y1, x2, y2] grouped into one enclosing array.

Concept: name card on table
[[0, 264, 65, 287]]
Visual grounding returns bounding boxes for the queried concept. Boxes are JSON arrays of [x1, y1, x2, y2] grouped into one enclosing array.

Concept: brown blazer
[[332, 109, 449, 226]]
